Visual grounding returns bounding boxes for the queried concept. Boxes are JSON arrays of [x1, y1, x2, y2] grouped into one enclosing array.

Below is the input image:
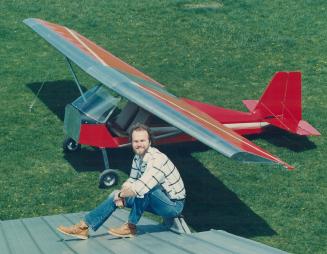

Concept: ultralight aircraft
[[24, 19, 320, 188]]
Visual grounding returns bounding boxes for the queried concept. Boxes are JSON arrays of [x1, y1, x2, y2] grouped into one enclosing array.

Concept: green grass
[[1, 0, 326, 253]]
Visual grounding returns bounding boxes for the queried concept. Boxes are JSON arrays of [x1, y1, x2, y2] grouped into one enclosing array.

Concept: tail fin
[[243, 72, 320, 136]]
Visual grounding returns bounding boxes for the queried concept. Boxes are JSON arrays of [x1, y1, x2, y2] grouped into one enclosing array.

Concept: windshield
[[72, 84, 120, 123]]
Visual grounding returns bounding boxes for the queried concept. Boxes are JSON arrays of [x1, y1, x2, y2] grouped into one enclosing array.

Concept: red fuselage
[[78, 101, 268, 149]]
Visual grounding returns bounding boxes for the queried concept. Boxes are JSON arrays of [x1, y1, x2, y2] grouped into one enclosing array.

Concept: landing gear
[[63, 138, 81, 153], [63, 140, 119, 188], [98, 148, 119, 188], [99, 169, 119, 188]]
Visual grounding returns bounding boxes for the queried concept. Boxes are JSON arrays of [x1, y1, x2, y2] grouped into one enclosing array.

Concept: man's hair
[[128, 123, 154, 144]]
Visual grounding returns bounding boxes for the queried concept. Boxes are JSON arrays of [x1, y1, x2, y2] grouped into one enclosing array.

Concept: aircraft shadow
[[247, 126, 317, 152], [26, 80, 86, 121], [26, 80, 276, 238], [159, 143, 276, 237], [63, 147, 134, 173]]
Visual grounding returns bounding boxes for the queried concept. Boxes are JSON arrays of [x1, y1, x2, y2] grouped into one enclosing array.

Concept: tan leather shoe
[[108, 223, 136, 238], [57, 221, 89, 240]]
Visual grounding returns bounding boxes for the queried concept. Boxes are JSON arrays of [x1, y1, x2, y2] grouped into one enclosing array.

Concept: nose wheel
[[99, 148, 119, 188], [99, 169, 119, 188]]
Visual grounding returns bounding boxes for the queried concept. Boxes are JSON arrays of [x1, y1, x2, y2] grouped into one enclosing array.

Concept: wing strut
[[65, 57, 86, 102]]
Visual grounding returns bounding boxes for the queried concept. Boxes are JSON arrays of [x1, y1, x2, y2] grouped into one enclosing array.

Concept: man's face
[[132, 129, 151, 157]]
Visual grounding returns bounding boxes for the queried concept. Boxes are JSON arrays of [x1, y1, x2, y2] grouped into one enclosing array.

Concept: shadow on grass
[[247, 126, 317, 152], [26, 80, 85, 121], [63, 147, 134, 173], [26, 80, 312, 237], [26, 79, 320, 237], [29, 80, 321, 237], [161, 143, 276, 238], [64, 142, 276, 238]]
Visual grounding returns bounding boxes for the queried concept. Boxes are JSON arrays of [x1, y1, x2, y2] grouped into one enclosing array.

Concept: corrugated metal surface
[[0, 209, 288, 254]]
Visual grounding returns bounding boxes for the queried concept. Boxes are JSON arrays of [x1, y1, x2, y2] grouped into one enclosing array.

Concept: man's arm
[[119, 153, 168, 198], [129, 155, 167, 197], [113, 186, 136, 208], [119, 184, 137, 197], [118, 158, 166, 198], [115, 156, 139, 200]]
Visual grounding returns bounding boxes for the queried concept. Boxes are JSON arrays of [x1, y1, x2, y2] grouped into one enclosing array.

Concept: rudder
[[255, 72, 301, 121], [244, 72, 320, 136]]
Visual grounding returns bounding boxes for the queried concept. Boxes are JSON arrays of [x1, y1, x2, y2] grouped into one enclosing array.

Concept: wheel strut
[[99, 148, 119, 188]]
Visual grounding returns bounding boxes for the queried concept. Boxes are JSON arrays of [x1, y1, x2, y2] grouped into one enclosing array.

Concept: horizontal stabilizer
[[296, 120, 320, 136], [242, 100, 258, 113]]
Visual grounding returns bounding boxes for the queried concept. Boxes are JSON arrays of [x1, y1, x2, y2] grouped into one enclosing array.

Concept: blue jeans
[[84, 187, 185, 231]]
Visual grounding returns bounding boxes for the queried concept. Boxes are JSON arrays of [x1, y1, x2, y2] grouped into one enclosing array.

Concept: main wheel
[[99, 169, 119, 188], [63, 138, 81, 153]]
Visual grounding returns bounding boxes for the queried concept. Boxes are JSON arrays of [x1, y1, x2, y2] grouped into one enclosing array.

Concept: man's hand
[[113, 184, 136, 208], [114, 191, 125, 208]]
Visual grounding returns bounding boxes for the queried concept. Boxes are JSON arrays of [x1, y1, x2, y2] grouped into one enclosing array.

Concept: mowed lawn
[[1, 0, 326, 253]]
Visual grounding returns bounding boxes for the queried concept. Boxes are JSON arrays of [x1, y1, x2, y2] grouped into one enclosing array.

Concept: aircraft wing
[[24, 18, 293, 169]]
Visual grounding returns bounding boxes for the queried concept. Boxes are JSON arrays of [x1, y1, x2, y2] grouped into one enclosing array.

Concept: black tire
[[63, 138, 81, 153], [99, 169, 119, 188]]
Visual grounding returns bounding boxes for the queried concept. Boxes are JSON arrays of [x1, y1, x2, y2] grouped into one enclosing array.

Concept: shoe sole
[[57, 227, 88, 240], [108, 229, 135, 238]]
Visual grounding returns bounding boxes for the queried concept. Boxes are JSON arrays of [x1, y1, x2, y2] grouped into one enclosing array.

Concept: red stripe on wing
[[38, 19, 164, 88]]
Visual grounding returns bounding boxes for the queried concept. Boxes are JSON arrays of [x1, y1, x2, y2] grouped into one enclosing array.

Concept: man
[[57, 123, 186, 239]]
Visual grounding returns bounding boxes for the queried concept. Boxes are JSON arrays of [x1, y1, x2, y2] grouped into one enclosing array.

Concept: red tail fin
[[243, 72, 320, 136]]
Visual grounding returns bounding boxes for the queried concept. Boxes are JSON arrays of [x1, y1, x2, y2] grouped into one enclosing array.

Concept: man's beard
[[134, 146, 149, 157]]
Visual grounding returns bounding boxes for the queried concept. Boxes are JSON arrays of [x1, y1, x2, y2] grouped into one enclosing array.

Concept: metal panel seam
[[20, 219, 44, 254], [186, 233, 238, 254], [40, 216, 79, 254], [210, 230, 288, 253], [146, 233, 198, 254], [106, 214, 156, 254], [0, 221, 12, 254], [62, 214, 118, 254]]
